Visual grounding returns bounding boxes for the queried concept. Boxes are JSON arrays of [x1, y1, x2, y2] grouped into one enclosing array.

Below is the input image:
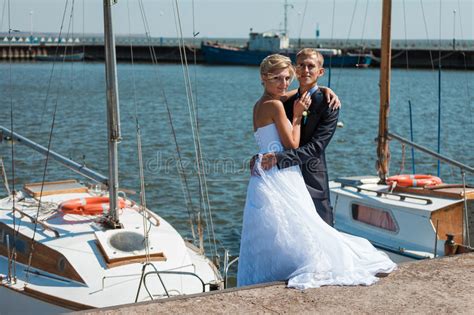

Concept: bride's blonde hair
[[260, 54, 295, 79]]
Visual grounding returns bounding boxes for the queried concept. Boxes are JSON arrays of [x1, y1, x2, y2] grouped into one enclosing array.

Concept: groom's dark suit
[[275, 88, 339, 226]]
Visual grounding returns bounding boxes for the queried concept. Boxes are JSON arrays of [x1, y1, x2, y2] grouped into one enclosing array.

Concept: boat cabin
[[248, 32, 289, 52]]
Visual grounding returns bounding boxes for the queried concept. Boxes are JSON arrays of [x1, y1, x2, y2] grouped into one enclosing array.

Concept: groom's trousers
[[312, 198, 334, 227]]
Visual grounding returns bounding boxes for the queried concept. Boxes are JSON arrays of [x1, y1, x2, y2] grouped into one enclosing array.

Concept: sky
[[1, 0, 473, 40]]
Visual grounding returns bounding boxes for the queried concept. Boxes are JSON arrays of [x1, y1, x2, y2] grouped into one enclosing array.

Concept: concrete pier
[[79, 253, 474, 314]]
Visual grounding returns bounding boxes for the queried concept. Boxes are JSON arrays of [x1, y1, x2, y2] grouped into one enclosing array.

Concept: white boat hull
[[330, 177, 473, 263], [0, 285, 69, 315], [0, 185, 222, 311]]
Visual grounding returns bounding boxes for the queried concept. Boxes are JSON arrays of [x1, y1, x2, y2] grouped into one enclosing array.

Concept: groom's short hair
[[296, 48, 324, 68]]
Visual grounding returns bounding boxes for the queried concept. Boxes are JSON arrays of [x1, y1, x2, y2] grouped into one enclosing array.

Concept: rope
[[461, 171, 470, 246], [0, 157, 10, 195], [173, 0, 218, 258], [398, 144, 406, 174], [135, 0, 198, 242]]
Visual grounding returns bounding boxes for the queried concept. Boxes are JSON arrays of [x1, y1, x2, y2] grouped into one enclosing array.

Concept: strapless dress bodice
[[254, 123, 283, 154]]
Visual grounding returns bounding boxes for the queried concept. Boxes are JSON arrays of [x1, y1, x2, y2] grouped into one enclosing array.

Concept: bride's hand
[[293, 91, 311, 118]]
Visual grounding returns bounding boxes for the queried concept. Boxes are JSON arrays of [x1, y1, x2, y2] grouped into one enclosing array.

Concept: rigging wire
[[190, 0, 201, 243], [328, 0, 336, 87], [436, 0, 442, 177], [333, 0, 358, 89], [36, 1, 77, 138], [135, 0, 198, 243], [296, 0, 308, 48], [127, 0, 151, 261], [419, 0, 443, 177], [1, 0, 6, 31], [402, 0, 416, 174], [418, 0, 436, 71], [357, 0, 370, 65], [6, 0, 18, 283], [456, 0, 474, 156], [25, 0, 75, 284], [172, 0, 218, 258]]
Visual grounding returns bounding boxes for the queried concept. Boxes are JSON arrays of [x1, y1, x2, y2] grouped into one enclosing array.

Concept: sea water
[[0, 62, 472, 262]]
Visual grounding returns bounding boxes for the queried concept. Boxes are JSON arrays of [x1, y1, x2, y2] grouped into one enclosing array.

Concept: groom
[[261, 48, 340, 226]]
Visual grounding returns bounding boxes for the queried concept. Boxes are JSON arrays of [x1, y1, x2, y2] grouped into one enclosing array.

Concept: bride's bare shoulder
[[262, 99, 284, 109]]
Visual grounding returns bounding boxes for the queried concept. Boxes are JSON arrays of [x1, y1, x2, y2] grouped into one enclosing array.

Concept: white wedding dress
[[237, 123, 396, 289]]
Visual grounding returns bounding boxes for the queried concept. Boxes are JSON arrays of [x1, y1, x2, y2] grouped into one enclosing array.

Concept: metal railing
[[388, 131, 474, 174], [136, 269, 206, 302]]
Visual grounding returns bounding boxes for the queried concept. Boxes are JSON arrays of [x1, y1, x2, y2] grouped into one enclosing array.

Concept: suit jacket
[[275, 88, 339, 199]]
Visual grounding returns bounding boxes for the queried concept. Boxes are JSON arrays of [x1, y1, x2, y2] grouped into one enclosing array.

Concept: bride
[[237, 54, 396, 289]]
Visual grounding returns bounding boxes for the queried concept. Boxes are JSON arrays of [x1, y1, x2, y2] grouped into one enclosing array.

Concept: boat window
[[352, 204, 397, 232]]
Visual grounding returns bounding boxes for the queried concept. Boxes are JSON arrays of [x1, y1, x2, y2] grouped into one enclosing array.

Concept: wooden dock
[[78, 253, 474, 314]]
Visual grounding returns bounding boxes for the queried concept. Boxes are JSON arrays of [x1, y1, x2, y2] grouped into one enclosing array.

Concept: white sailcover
[[238, 123, 396, 289]]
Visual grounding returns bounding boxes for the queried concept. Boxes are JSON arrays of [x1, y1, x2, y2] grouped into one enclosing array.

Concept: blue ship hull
[[201, 43, 372, 68]]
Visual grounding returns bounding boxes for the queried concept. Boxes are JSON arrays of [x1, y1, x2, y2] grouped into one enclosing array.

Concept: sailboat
[[329, 0, 473, 262], [0, 0, 222, 313]]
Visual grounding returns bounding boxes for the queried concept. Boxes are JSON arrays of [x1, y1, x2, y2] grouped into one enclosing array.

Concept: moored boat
[[201, 35, 372, 68], [0, 0, 223, 312], [329, 0, 474, 263], [0, 179, 222, 312]]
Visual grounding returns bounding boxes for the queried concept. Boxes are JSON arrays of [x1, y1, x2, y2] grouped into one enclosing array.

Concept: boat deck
[[0, 182, 221, 311]]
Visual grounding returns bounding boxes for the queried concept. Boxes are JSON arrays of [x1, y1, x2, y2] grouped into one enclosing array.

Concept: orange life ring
[[386, 174, 443, 188], [59, 197, 126, 215]]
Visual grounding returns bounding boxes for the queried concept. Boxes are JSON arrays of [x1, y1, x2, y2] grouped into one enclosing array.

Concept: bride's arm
[[270, 100, 301, 149], [271, 93, 309, 149]]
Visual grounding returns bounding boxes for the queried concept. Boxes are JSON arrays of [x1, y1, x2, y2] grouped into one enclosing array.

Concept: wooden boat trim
[[431, 202, 464, 244], [0, 222, 85, 284], [24, 180, 88, 198], [95, 240, 166, 268], [395, 185, 474, 200], [23, 285, 94, 311], [0, 282, 94, 311]]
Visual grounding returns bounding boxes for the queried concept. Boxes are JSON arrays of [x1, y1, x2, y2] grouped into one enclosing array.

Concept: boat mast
[[103, 0, 122, 227], [376, 0, 392, 183]]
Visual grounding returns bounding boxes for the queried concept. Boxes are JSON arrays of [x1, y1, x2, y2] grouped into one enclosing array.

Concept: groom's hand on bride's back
[[261, 153, 277, 170]]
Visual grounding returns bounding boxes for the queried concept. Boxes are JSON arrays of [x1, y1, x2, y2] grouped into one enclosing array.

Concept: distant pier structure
[[0, 33, 473, 69]]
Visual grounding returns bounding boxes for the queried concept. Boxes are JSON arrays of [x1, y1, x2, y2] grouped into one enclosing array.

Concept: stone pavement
[[78, 253, 474, 314]]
